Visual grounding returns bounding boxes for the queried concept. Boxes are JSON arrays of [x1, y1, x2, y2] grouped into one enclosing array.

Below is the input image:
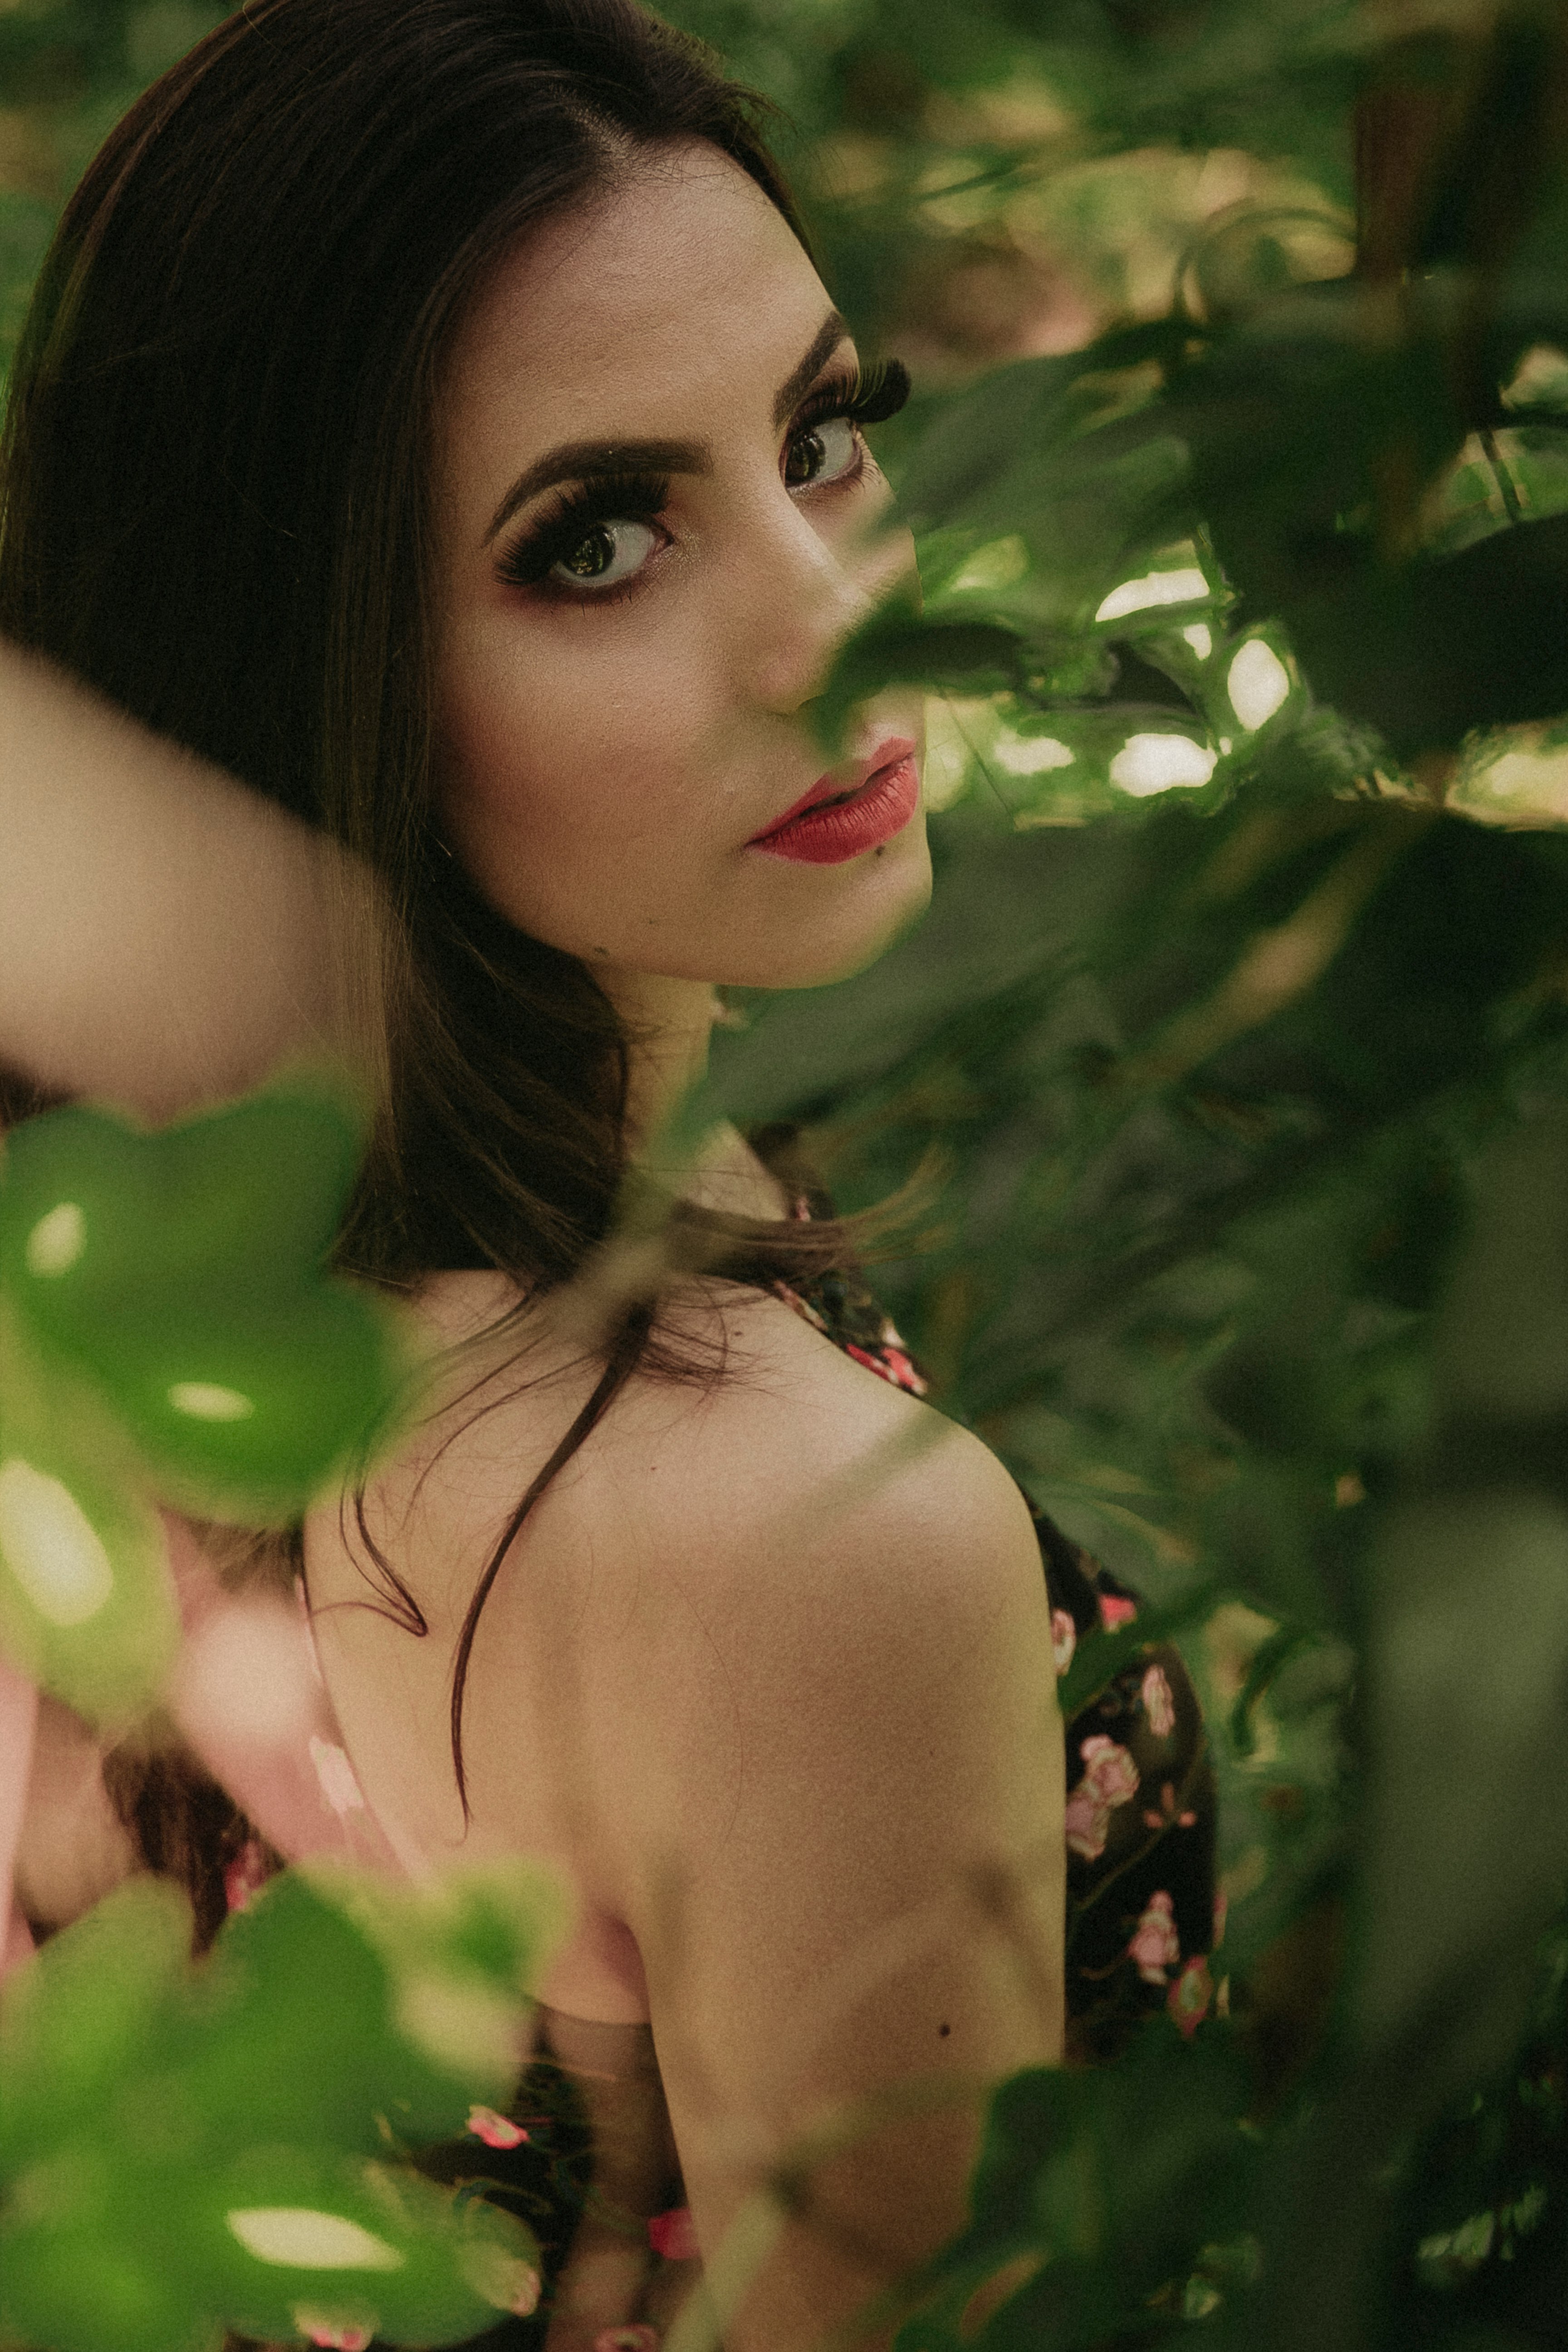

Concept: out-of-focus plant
[[0, 1078, 567, 2352], [0, 3, 228, 381], [0, 31, 581, 2334], [0, 1080, 408, 1716], [0, 1865, 561, 2352]]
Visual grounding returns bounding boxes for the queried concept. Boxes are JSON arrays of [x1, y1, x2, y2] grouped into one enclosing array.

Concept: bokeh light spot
[[25, 1201, 85, 1278], [1095, 566, 1209, 623], [0, 1457, 114, 1626], [1228, 638, 1291, 730], [995, 735, 1074, 775], [1110, 735, 1218, 796], [168, 1381, 255, 1421], [225, 2209, 405, 2271]]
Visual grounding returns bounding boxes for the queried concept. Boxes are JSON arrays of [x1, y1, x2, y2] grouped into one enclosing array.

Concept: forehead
[[441, 143, 832, 482]]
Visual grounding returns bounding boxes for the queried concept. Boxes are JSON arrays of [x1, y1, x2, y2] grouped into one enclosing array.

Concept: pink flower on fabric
[[1050, 1609, 1077, 1677], [309, 1735, 366, 1818], [1142, 1779, 1198, 1832], [1079, 1735, 1140, 1809], [648, 2205, 700, 2261], [1098, 1592, 1137, 1632], [594, 2331, 659, 2352], [292, 2315, 373, 2351], [770, 1278, 828, 1333], [1168, 1954, 1214, 2038], [1141, 1662, 1176, 1739], [1064, 1784, 1109, 1861], [843, 1338, 929, 1396], [1066, 1736, 1140, 1861], [467, 2104, 529, 2150], [224, 1838, 270, 1915], [1128, 1890, 1181, 1985]]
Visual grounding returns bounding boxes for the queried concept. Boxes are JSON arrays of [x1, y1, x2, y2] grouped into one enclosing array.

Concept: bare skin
[[0, 639, 375, 1121], [307, 145, 1066, 2352]]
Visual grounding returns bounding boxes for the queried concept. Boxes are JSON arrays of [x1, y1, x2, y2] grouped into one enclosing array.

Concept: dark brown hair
[[0, 0, 871, 1808]]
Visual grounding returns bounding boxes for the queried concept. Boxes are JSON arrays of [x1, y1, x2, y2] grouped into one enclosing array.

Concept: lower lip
[[749, 755, 920, 865]]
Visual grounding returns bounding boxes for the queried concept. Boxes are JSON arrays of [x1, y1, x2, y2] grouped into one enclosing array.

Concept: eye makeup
[[789, 355, 911, 443], [495, 470, 671, 593], [493, 356, 913, 601]]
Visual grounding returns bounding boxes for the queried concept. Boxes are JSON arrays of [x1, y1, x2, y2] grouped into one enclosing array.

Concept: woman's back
[[307, 1263, 1065, 2345]]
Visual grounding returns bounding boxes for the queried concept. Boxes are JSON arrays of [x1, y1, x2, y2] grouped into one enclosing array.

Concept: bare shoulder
[[578, 1279, 1043, 1611], [389, 1269, 1042, 1615], [545, 1281, 1058, 1840], [329, 1272, 1054, 1861]]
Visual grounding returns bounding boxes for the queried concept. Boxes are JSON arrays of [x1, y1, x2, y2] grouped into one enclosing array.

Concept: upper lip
[[749, 736, 917, 843]]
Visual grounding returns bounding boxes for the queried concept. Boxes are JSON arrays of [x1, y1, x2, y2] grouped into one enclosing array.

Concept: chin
[[726, 822, 934, 991]]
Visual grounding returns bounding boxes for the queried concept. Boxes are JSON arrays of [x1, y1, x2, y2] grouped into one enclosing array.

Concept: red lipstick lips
[[749, 738, 920, 866]]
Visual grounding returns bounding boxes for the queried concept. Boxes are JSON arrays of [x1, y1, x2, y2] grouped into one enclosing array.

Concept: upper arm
[[591, 1366, 1064, 2351], [0, 638, 369, 1117]]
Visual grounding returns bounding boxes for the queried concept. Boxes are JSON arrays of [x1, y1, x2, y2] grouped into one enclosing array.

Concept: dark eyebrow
[[482, 309, 852, 548]]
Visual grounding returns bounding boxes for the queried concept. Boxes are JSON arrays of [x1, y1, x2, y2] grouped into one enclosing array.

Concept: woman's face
[[434, 142, 930, 995]]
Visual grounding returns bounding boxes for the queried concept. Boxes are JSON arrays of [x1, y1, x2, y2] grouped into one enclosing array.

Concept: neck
[[596, 968, 723, 1155], [595, 966, 789, 1228]]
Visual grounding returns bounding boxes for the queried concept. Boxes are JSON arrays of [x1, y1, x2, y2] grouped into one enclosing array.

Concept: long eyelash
[[496, 468, 671, 587], [792, 356, 913, 439]]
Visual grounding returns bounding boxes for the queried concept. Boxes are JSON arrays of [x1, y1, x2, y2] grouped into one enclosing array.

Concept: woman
[[0, 5, 1214, 2347]]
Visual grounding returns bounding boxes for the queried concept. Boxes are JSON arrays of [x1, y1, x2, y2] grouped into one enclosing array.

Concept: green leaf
[[897, 2026, 1256, 2352], [0, 1877, 191, 2173], [0, 1080, 409, 1522], [0, 1316, 176, 1717], [0, 1869, 549, 2352], [813, 605, 1026, 755]]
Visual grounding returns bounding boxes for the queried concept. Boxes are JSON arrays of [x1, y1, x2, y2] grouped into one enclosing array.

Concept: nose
[[737, 491, 908, 721]]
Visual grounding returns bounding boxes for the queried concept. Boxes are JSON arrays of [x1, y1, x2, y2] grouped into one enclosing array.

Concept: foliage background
[[5, 1, 1568, 2348]]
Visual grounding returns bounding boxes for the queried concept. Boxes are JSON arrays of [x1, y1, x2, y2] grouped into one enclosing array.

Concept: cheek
[[435, 613, 735, 948]]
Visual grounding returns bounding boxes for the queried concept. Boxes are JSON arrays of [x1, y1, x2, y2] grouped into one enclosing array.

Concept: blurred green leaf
[[0, 1082, 408, 1522], [896, 2026, 1257, 2349], [0, 1867, 557, 2352]]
